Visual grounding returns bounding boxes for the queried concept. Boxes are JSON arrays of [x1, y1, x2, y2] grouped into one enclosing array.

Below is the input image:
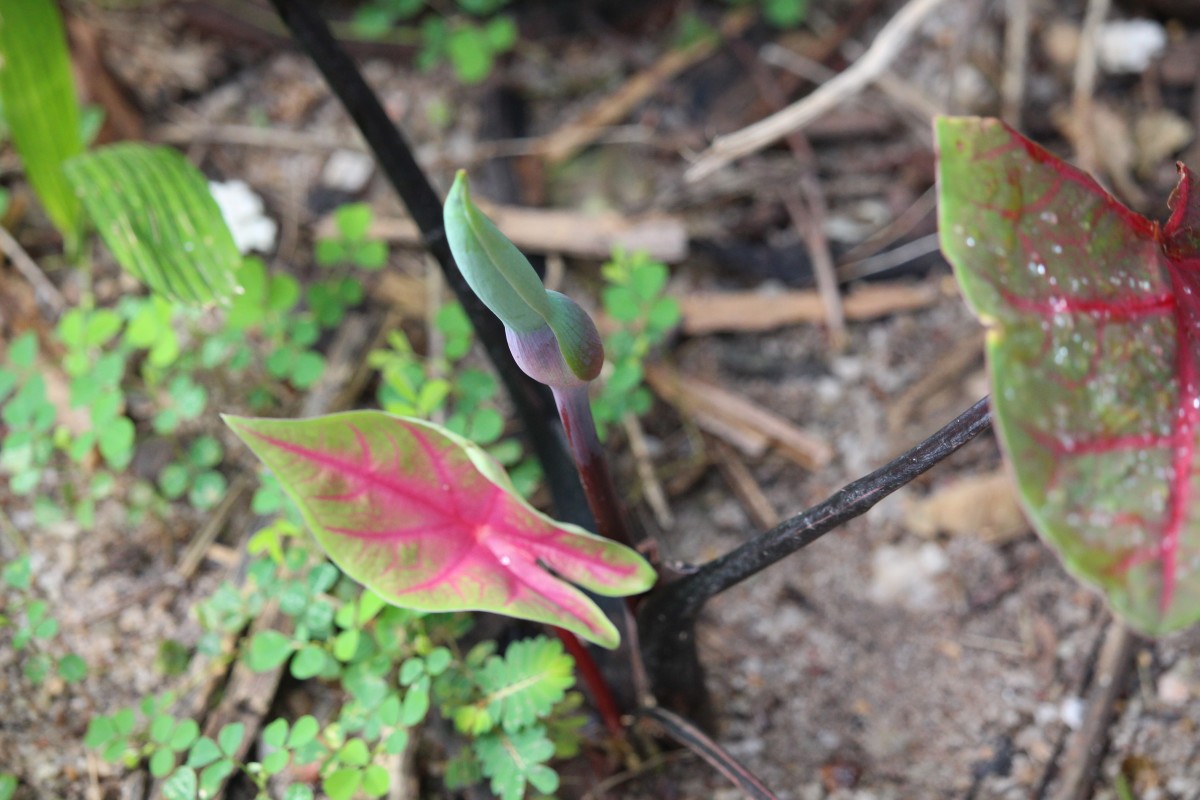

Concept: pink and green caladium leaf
[[223, 411, 655, 647], [937, 115, 1200, 635]]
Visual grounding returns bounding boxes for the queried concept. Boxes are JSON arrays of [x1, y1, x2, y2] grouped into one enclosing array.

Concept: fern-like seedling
[[474, 726, 559, 800], [477, 637, 575, 732]]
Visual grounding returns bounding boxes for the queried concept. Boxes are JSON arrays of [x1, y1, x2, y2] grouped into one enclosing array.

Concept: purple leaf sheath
[[224, 412, 656, 648], [937, 116, 1200, 634]]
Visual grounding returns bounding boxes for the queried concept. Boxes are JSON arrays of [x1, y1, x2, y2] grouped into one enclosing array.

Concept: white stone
[[209, 179, 278, 254], [1059, 696, 1085, 730], [1097, 19, 1166, 74], [867, 542, 949, 610], [321, 149, 375, 193]]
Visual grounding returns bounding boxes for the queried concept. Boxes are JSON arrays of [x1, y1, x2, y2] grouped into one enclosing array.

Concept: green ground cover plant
[[349, 0, 516, 84]]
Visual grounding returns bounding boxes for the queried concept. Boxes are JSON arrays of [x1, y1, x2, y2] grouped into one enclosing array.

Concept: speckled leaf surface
[[224, 412, 655, 647], [937, 116, 1200, 634]]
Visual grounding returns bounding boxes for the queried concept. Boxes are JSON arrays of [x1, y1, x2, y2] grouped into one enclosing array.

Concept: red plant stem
[[553, 626, 625, 738], [551, 385, 638, 552]]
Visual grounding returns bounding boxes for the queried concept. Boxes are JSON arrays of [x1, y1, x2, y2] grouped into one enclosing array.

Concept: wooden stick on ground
[[538, 8, 755, 165], [645, 363, 833, 470], [740, 39, 847, 349], [675, 281, 939, 335], [1070, 0, 1112, 176], [1052, 621, 1136, 800], [1001, 0, 1032, 125], [318, 201, 689, 264], [686, 0, 951, 181], [0, 225, 66, 316]]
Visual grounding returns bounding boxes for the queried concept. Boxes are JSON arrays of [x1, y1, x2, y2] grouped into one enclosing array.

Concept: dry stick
[[623, 412, 675, 530], [759, 43, 939, 129], [1001, 0, 1032, 125], [0, 224, 66, 316], [1052, 621, 1137, 800], [686, 0, 951, 182], [741, 43, 845, 347], [579, 749, 695, 800], [836, 186, 937, 269], [639, 706, 782, 800], [1071, 0, 1112, 176], [837, 232, 942, 282], [539, 7, 755, 165], [638, 397, 992, 713]]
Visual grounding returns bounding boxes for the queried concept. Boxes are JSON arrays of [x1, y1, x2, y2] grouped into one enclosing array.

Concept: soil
[[4, 1, 1200, 799]]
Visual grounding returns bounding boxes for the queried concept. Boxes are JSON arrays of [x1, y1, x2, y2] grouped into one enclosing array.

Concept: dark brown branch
[[638, 396, 992, 715]]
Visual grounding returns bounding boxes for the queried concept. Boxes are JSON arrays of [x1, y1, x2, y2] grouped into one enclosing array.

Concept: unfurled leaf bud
[[444, 170, 604, 387]]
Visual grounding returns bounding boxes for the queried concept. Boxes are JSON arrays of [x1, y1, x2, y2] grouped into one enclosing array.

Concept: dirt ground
[[4, 0, 1200, 798]]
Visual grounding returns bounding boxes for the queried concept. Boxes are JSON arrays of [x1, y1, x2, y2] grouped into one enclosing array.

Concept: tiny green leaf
[[287, 715, 319, 748], [217, 722, 245, 756], [361, 763, 390, 797], [84, 716, 115, 748], [149, 748, 176, 778], [261, 718, 288, 748], [323, 767, 362, 800], [247, 630, 293, 671], [170, 719, 200, 752], [161, 766, 197, 800]]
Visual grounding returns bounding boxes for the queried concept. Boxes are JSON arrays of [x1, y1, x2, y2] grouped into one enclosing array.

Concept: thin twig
[[579, 749, 695, 800], [686, 0, 950, 181], [0, 224, 66, 316], [836, 185, 937, 266], [639, 706, 782, 800], [623, 412, 675, 530], [1001, 0, 1031, 125], [739, 39, 846, 347], [1071, 0, 1111, 175], [1052, 620, 1136, 800], [837, 232, 941, 282]]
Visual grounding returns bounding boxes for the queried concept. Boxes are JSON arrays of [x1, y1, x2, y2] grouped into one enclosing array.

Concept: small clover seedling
[[593, 247, 681, 438], [315, 203, 388, 270], [158, 435, 228, 511], [0, 332, 55, 495], [938, 116, 1200, 634], [1, 555, 88, 686], [350, 1, 517, 84], [113, 535, 586, 799], [215, 257, 328, 392]]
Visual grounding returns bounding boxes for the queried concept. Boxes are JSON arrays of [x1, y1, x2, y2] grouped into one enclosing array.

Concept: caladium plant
[[937, 116, 1200, 635], [224, 412, 654, 648]]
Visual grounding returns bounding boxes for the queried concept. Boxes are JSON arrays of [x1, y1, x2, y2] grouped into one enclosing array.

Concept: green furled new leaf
[[937, 115, 1200, 635], [64, 144, 241, 305], [223, 411, 656, 647], [0, 0, 83, 240], [444, 171, 603, 385]]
